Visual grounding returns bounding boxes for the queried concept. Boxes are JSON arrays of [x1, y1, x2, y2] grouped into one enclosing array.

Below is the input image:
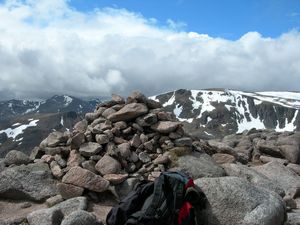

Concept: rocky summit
[[0, 91, 299, 225]]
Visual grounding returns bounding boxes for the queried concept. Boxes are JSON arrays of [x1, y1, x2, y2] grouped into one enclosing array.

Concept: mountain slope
[[0, 95, 101, 157], [151, 89, 300, 139]]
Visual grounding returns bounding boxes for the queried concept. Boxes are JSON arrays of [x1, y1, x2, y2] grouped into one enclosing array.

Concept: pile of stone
[[30, 91, 194, 199]]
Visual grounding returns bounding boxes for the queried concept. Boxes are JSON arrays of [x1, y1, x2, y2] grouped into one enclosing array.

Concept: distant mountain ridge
[[0, 95, 101, 121], [1, 89, 300, 157], [0, 95, 101, 157], [151, 89, 300, 139]]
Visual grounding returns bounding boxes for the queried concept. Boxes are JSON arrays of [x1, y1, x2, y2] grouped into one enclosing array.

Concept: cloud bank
[[0, 0, 300, 100]]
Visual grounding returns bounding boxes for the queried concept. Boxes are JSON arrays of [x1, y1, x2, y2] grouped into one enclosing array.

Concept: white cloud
[[0, 0, 300, 100]]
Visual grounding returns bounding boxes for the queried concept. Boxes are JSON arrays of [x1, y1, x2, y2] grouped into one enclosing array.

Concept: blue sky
[[69, 0, 300, 39]]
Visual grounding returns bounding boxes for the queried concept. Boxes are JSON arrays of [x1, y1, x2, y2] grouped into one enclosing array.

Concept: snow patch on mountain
[[64, 95, 73, 106], [0, 119, 39, 140], [151, 89, 300, 134]]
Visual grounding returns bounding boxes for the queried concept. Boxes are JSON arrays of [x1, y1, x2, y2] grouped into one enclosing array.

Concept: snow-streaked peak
[[151, 89, 300, 135]]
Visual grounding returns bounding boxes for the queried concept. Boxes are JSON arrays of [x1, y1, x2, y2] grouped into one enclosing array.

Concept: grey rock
[[27, 208, 63, 225], [50, 161, 63, 178], [67, 150, 84, 167], [96, 134, 110, 145], [146, 99, 162, 109], [74, 120, 88, 133], [71, 132, 85, 150], [286, 212, 300, 225], [108, 103, 148, 122], [131, 134, 142, 148], [61, 210, 103, 225], [95, 155, 121, 175], [112, 93, 125, 103], [103, 129, 114, 141], [79, 142, 102, 157], [103, 173, 128, 185], [4, 150, 31, 166], [153, 155, 170, 164], [194, 177, 286, 225], [41, 131, 68, 148], [136, 113, 158, 126], [46, 194, 64, 207], [212, 153, 236, 164], [54, 154, 67, 168], [0, 163, 58, 201], [222, 163, 285, 196], [253, 161, 300, 193], [138, 152, 151, 163], [118, 143, 132, 159], [151, 121, 181, 134], [259, 155, 288, 165], [30, 147, 44, 160], [287, 163, 300, 176], [82, 160, 97, 173], [175, 152, 226, 179], [127, 91, 148, 103], [57, 183, 84, 200], [62, 167, 109, 192], [85, 112, 99, 123], [102, 108, 117, 118], [114, 121, 127, 130], [277, 134, 300, 163], [52, 197, 88, 216], [174, 137, 193, 147]]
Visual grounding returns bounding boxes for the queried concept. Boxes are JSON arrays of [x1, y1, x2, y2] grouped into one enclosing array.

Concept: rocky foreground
[[0, 92, 300, 225]]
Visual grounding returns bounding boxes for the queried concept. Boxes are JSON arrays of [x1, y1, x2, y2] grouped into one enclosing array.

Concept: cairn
[[31, 91, 194, 200]]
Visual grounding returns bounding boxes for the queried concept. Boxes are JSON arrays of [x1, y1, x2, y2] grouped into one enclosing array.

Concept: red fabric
[[185, 179, 195, 189], [178, 201, 193, 225]]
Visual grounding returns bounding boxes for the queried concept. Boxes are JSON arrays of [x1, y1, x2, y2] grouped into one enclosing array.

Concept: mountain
[[0, 95, 101, 157], [151, 89, 300, 139]]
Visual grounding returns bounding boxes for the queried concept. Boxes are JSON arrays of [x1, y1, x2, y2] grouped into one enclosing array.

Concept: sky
[[0, 0, 300, 100]]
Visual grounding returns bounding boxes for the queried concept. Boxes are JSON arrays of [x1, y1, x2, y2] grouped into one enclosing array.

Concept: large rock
[[286, 212, 300, 225], [151, 121, 181, 134], [195, 177, 286, 225], [4, 150, 31, 166], [52, 197, 88, 216], [277, 133, 300, 163], [79, 142, 102, 157], [57, 183, 84, 199], [222, 163, 285, 196], [107, 103, 148, 122], [41, 131, 68, 148], [252, 161, 300, 193], [0, 163, 58, 201], [174, 152, 226, 179], [27, 208, 63, 225], [61, 210, 103, 225], [95, 155, 121, 175], [62, 167, 109, 192]]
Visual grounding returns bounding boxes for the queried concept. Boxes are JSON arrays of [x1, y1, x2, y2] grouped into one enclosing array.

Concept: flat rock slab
[[61, 210, 102, 225], [222, 163, 285, 196], [0, 163, 58, 201], [175, 152, 226, 179], [195, 177, 286, 225], [108, 103, 148, 122], [51, 197, 88, 216], [62, 166, 109, 192], [151, 121, 181, 134], [252, 161, 300, 193]]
